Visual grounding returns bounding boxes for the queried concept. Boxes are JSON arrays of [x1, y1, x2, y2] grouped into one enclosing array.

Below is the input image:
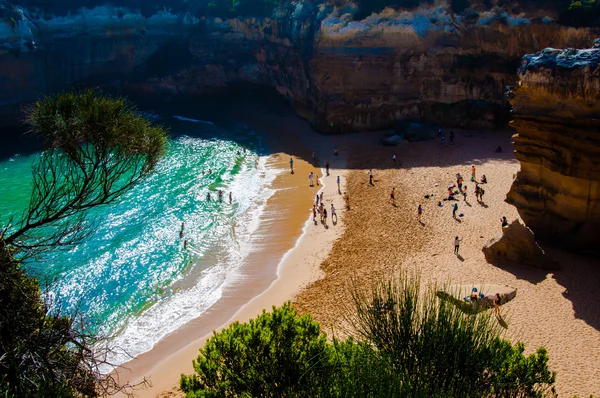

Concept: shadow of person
[[496, 313, 509, 329], [453, 217, 462, 223], [419, 221, 425, 227], [456, 254, 465, 262], [465, 200, 472, 207], [478, 201, 489, 208]]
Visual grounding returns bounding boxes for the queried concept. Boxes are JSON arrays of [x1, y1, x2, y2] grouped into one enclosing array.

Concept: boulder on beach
[[482, 219, 560, 269], [436, 284, 517, 314], [380, 134, 406, 146], [393, 121, 438, 142]]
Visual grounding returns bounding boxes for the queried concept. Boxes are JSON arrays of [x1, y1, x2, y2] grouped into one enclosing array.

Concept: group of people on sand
[[469, 288, 503, 316]]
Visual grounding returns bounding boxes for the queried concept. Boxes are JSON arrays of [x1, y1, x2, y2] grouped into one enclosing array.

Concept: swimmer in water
[[206, 192, 211, 201], [229, 192, 232, 204], [179, 222, 185, 238], [218, 190, 223, 202]]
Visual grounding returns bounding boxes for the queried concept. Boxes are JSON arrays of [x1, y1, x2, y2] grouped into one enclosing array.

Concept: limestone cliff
[[0, 0, 597, 132], [507, 41, 600, 251]]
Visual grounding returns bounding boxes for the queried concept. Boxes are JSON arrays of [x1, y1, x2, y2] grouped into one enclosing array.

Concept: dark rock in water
[[482, 219, 559, 269], [507, 40, 600, 252]]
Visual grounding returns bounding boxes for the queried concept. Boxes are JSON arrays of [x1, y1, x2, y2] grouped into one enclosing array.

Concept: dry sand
[[294, 128, 600, 397]]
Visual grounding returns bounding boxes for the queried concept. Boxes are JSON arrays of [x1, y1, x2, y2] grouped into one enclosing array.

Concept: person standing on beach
[[312, 205, 317, 223], [289, 157, 294, 174], [462, 185, 468, 202], [454, 236, 462, 255], [337, 175, 341, 192], [494, 293, 501, 316], [389, 187, 395, 205], [320, 191, 324, 204], [319, 202, 324, 222], [452, 202, 458, 218], [325, 161, 330, 176], [334, 147, 339, 159], [417, 204, 422, 222], [315, 173, 320, 186], [323, 208, 328, 225], [331, 203, 337, 222], [471, 165, 476, 181], [309, 172, 314, 187], [369, 169, 373, 185], [392, 154, 397, 163], [316, 194, 320, 207]]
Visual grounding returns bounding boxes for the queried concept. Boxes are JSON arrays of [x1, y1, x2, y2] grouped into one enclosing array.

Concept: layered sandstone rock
[[507, 41, 600, 251], [482, 219, 559, 268], [0, 0, 596, 131]]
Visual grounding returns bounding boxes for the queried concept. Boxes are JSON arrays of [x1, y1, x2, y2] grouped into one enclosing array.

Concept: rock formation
[[482, 219, 559, 268], [0, 0, 597, 131], [506, 41, 600, 252]]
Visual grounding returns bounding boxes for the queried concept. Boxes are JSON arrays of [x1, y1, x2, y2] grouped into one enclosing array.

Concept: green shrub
[[182, 273, 556, 397], [180, 302, 332, 397]]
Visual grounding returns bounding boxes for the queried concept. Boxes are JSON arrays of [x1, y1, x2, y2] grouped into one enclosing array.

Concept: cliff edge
[[507, 40, 600, 251]]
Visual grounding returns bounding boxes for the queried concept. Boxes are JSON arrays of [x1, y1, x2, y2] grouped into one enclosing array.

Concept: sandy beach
[[294, 128, 600, 397], [117, 108, 600, 397]]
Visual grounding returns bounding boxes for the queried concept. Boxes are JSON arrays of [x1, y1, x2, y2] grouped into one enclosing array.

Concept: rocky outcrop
[[0, 1, 597, 131], [482, 219, 559, 268], [507, 42, 600, 252]]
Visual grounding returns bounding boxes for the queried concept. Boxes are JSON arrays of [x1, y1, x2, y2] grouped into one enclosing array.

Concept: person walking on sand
[[494, 293, 501, 316], [337, 175, 341, 192], [462, 185, 468, 201], [325, 161, 330, 176], [319, 202, 324, 222], [309, 172, 314, 187], [331, 203, 337, 222], [471, 165, 476, 181], [454, 236, 462, 255], [312, 205, 317, 223], [417, 204, 422, 222], [389, 187, 395, 205], [369, 169, 373, 185], [392, 153, 397, 162], [452, 202, 458, 218], [315, 173, 320, 186], [289, 157, 294, 174], [320, 191, 324, 204], [323, 208, 328, 225], [316, 194, 320, 207]]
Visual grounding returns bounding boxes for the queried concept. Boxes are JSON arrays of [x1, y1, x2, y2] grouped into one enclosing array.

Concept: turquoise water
[[0, 116, 278, 364]]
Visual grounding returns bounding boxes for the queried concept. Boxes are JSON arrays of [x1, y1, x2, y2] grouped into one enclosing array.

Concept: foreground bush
[[181, 273, 556, 397]]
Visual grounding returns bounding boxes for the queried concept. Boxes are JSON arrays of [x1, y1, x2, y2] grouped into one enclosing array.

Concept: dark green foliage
[[0, 243, 97, 397], [180, 302, 331, 397], [559, 0, 600, 26], [181, 273, 556, 397], [353, 0, 427, 20], [451, 0, 471, 14]]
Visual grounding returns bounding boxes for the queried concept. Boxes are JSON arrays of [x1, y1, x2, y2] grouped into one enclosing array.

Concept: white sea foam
[[104, 149, 281, 368]]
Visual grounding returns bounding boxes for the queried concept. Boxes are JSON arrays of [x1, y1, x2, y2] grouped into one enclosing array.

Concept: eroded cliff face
[[507, 42, 600, 251], [0, 1, 597, 132]]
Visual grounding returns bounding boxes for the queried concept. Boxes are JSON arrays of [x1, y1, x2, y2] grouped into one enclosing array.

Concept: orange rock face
[[507, 41, 600, 251]]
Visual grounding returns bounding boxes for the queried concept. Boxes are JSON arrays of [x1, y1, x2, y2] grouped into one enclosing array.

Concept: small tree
[[3, 89, 167, 255], [0, 89, 168, 396], [180, 302, 332, 397]]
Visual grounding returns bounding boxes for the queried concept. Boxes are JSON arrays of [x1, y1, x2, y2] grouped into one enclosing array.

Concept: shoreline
[[115, 111, 351, 397]]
